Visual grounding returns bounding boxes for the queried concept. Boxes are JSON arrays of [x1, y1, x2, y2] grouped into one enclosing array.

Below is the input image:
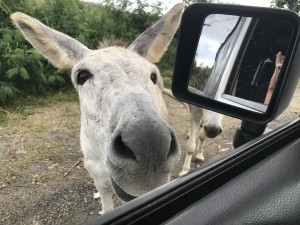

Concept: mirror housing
[[172, 3, 300, 123]]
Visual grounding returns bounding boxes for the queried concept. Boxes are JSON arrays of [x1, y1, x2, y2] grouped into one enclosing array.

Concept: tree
[[271, 0, 300, 13], [0, 0, 171, 103]]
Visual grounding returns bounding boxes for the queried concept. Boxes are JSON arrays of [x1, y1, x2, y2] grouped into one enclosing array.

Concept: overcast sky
[[195, 14, 240, 67]]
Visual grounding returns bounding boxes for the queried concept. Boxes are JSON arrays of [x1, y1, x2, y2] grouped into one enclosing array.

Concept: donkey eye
[[150, 73, 157, 84], [77, 70, 92, 85]]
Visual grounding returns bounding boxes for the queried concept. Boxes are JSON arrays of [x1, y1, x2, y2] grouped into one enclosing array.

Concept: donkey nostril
[[114, 136, 136, 160], [167, 132, 179, 160], [204, 125, 208, 132], [204, 125, 222, 138]]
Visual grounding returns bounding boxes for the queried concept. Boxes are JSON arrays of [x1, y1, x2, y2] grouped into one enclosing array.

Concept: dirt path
[[1, 87, 299, 225]]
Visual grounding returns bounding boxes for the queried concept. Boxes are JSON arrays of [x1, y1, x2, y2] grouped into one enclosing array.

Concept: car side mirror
[[172, 3, 300, 123]]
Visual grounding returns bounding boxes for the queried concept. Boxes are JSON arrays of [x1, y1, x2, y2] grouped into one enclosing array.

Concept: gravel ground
[[1, 86, 299, 225]]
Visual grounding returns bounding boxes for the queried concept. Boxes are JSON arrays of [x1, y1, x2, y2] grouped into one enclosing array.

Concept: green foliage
[[0, 26, 70, 101], [271, 0, 300, 13], [0, 0, 71, 103], [0, 0, 179, 104], [189, 62, 212, 90]]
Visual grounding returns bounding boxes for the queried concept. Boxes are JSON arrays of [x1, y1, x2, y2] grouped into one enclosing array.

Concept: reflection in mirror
[[189, 14, 293, 113], [189, 14, 240, 95]]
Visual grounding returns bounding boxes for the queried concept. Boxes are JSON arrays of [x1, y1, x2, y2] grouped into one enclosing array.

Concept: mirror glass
[[188, 14, 294, 113]]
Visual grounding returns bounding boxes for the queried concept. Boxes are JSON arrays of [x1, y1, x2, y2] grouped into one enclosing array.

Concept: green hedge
[[0, 0, 177, 103]]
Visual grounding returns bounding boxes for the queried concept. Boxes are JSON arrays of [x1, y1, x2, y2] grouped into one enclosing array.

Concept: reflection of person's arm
[[264, 51, 282, 105]]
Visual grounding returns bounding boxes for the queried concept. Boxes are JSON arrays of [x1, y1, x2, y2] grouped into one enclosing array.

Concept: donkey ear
[[128, 3, 184, 63], [10, 12, 89, 69]]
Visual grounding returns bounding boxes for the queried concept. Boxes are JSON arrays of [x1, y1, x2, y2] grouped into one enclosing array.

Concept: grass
[[0, 89, 82, 186], [0, 89, 78, 124]]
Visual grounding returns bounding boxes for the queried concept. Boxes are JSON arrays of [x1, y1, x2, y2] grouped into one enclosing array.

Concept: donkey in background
[[163, 87, 223, 176], [11, 3, 184, 214]]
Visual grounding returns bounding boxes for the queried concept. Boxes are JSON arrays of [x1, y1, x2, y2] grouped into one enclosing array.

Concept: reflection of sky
[[195, 14, 239, 67]]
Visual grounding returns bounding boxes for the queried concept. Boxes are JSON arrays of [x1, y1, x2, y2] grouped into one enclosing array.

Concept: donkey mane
[[98, 38, 126, 49]]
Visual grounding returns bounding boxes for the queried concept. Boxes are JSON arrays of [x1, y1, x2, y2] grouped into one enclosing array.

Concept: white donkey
[[164, 87, 223, 176], [11, 3, 184, 214]]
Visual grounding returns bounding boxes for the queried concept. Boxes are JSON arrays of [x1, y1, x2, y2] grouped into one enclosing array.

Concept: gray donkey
[[163, 87, 223, 176], [11, 3, 184, 214]]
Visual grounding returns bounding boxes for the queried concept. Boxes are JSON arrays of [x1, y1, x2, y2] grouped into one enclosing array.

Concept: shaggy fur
[[11, 3, 184, 214]]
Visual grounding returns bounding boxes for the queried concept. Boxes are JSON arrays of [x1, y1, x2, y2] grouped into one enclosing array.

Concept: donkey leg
[[85, 160, 114, 214], [179, 151, 193, 176], [94, 178, 114, 214], [195, 127, 205, 163], [179, 117, 197, 176]]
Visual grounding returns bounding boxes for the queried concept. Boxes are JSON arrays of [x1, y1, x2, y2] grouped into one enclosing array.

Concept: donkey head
[[11, 3, 184, 211], [201, 108, 223, 138]]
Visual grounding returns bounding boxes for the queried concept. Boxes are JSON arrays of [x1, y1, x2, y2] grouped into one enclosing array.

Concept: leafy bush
[[0, 0, 177, 104], [0, 0, 70, 103], [0, 26, 71, 102]]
